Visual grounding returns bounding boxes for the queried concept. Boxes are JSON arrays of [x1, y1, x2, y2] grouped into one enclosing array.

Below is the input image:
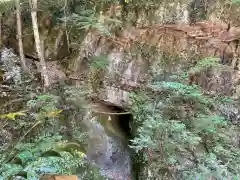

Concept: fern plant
[[62, 9, 121, 36]]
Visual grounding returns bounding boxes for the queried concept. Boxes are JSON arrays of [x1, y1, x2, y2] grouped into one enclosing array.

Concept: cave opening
[[92, 101, 139, 179], [95, 101, 133, 139], [113, 106, 133, 139]]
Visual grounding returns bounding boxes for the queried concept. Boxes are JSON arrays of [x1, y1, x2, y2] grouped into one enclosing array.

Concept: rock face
[[82, 104, 132, 180], [2, 1, 240, 102], [70, 21, 240, 105], [67, 1, 240, 105]]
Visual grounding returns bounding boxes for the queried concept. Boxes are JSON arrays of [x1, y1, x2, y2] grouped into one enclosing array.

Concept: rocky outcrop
[[2, 0, 240, 104], [65, 2, 240, 106], [69, 19, 240, 106]]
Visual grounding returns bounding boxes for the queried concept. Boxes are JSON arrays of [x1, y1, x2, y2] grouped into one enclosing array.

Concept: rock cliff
[[2, 0, 240, 105]]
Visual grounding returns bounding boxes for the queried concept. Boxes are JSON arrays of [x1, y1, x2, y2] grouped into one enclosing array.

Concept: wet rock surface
[[82, 111, 132, 180]]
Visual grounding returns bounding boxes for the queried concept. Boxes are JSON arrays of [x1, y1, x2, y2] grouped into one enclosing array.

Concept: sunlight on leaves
[[0, 110, 27, 120], [45, 109, 63, 118]]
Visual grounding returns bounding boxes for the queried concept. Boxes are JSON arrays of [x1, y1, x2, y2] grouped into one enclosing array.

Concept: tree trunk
[[0, 13, 2, 59], [15, 0, 28, 72], [29, 0, 50, 89]]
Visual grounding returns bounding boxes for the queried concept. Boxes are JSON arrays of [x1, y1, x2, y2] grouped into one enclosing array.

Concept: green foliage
[[22, 93, 64, 139], [130, 81, 240, 179], [0, 0, 14, 15], [189, 57, 220, 74], [0, 135, 89, 179], [63, 9, 121, 36], [90, 55, 109, 70], [126, 0, 162, 9], [27, 93, 62, 121], [0, 87, 103, 179], [232, 0, 240, 3], [160, 52, 181, 68], [2, 1, 240, 180], [151, 81, 214, 109], [27, 94, 60, 110]]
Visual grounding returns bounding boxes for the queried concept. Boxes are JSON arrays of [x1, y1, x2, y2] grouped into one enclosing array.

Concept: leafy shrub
[[90, 55, 109, 70], [189, 57, 220, 74], [0, 135, 104, 179], [130, 81, 240, 179], [0, 86, 103, 179], [64, 9, 121, 36]]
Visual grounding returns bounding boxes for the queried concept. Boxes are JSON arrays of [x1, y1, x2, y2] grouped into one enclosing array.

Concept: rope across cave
[[92, 110, 131, 115]]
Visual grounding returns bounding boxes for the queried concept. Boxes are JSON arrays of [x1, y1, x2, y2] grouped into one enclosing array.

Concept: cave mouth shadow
[[98, 101, 133, 139]]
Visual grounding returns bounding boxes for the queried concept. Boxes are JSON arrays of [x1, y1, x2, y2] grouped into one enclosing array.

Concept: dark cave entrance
[[112, 105, 133, 138], [95, 101, 133, 139], [93, 101, 139, 179]]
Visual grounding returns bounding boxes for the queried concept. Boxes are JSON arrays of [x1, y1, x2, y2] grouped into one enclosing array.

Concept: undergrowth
[[189, 57, 221, 74], [130, 80, 240, 179], [0, 86, 104, 179]]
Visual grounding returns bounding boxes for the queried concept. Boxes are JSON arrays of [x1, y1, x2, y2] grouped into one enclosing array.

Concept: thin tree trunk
[[64, 0, 70, 52], [15, 0, 28, 72], [0, 12, 2, 59], [29, 0, 50, 89]]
